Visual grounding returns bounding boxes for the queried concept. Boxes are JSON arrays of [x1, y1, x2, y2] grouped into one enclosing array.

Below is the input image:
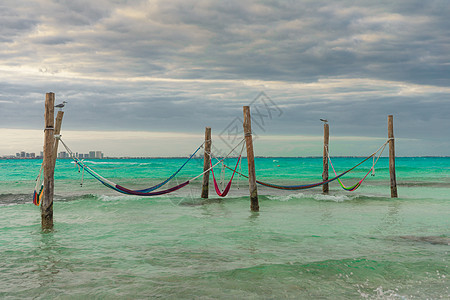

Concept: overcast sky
[[1, 0, 449, 157]]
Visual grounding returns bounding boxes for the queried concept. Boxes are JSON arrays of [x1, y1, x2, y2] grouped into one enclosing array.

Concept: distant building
[[30, 153, 35, 158], [86, 151, 104, 159], [20, 151, 26, 158]]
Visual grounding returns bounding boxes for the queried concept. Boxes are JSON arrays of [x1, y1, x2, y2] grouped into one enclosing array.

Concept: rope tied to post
[[209, 141, 246, 197], [221, 139, 391, 191], [327, 139, 390, 191], [51, 137, 245, 197]]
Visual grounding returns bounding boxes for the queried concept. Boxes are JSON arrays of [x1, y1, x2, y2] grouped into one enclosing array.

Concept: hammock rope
[[223, 141, 390, 190], [78, 141, 204, 192], [237, 150, 243, 190], [58, 137, 245, 197], [327, 139, 389, 191], [135, 142, 204, 192], [210, 142, 245, 197], [59, 138, 188, 196], [33, 133, 391, 202]]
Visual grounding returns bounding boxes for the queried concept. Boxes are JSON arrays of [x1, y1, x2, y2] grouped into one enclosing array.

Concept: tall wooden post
[[243, 106, 259, 212], [388, 115, 398, 198], [201, 127, 211, 198], [42, 93, 55, 230], [322, 123, 329, 194], [52, 111, 64, 165]]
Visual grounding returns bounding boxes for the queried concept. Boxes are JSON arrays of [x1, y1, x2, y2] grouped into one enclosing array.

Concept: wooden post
[[388, 115, 398, 198], [322, 123, 329, 194], [42, 93, 55, 230], [243, 106, 259, 212], [52, 111, 64, 165], [201, 127, 211, 198]]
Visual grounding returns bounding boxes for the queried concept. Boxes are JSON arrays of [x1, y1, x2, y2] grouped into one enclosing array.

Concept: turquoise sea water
[[0, 156, 449, 299]]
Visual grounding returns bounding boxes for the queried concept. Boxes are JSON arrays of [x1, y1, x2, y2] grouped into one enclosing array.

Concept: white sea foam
[[97, 193, 172, 202], [312, 194, 352, 202], [267, 193, 307, 202], [98, 194, 134, 202], [268, 193, 353, 202], [0, 203, 19, 207]]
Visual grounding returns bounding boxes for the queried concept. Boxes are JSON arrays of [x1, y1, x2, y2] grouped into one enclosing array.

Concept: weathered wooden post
[[243, 106, 259, 212], [42, 92, 55, 230], [388, 115, 398, 198], [52, 111, 64, 164], [322, 123, 329, 194], [201, 127, 211, 198]]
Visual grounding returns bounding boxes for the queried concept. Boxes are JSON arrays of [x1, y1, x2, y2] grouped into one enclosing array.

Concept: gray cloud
[[0, 0, 449, 156]]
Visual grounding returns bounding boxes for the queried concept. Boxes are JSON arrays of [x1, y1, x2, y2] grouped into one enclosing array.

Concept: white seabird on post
[[55, 101, 67, 111]]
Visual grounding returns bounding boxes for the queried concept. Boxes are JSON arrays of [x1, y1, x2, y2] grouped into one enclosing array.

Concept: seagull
[[320, 118, 328, 123], [55, 101, 67, 110]]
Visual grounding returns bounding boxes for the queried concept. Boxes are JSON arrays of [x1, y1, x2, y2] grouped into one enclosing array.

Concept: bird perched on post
[[320, 118, 328, 123], [55, 101, 67, 110]]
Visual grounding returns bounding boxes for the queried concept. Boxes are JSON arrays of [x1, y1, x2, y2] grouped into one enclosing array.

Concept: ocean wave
[[399, 181, 450, 188], [267, 193, 353, 202], [96, 193, 179, 202], [97, 194, 140, 202], [0, 193, 31, 205], [0, 192, 102, 206], [266, 192, 394, 203], [312, 194, 353, 202], [55, 193, 98, 203], [397, 235, 450, 245]]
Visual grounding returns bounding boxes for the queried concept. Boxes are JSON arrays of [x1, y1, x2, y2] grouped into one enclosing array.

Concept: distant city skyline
[[1, 149, 104, 159]]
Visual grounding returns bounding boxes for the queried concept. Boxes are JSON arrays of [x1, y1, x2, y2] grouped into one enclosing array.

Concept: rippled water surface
[[0, 157, 449, 299]]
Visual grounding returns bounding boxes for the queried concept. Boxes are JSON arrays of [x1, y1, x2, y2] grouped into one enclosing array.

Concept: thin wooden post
[[201, 127, 211, 198], [322, 123, 329, 194], [243, 106, 259, 212], [42, 93, 55, 230], [388, 115, 398, 198], [52, 111, 64, 165]]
